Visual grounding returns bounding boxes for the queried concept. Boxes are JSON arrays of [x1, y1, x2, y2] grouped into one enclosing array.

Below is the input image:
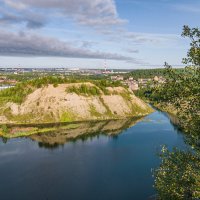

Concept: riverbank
[[149, 102, 177, 116]]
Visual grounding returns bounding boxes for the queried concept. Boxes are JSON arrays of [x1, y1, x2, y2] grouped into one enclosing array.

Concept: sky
[[0, 0, 199, 69]]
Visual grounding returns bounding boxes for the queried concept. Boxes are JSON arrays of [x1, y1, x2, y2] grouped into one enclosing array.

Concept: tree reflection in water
[[29, 117, 143, 149]]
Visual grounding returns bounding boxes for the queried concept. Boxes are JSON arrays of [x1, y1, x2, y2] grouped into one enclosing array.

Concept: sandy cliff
[[0, 83, 153, 124]]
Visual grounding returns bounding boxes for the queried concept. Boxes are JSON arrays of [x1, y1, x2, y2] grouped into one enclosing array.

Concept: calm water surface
[[0, 110, 187, 200]]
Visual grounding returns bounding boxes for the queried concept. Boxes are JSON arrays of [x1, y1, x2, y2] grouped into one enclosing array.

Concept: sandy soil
[[2, 83, 152, 123]]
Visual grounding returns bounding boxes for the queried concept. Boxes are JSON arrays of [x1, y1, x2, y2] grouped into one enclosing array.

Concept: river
[[0, 110, 187, 200]]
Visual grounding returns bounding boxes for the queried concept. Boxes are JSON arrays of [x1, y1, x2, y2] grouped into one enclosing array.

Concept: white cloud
[[100, 28, 180, 45], [0, 30, 137, 62], [3, 0, 126, 27]]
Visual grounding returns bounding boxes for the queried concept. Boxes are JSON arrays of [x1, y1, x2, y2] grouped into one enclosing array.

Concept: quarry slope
[[0, 83, 153, 124]]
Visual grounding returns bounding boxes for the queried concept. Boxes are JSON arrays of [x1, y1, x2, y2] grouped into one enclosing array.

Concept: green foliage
[[93, 80, 123, 95], [134, 87, 151, 100], [120, 91, 132, 101], [67, 84, 101, 96], [0, 82, 33, 104], [66, 81, 122, 96], [1, 124, 9, 134], [127, 68, 184, 79], [53, 83, 58, 87], [94, 79, 122, 87], [0, 75, 73, 104], [154, 147, 200, 200], [0, 75, 127, 105], [153, 26, 200, 199], [89, 105, 102, 117], [182, 25, 200, 66], [60, 111, 75, 122], [99, 97, 113, 117]]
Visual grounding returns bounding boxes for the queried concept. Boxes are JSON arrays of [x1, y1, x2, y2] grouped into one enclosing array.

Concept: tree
[[182, 25, 200, 67], [154, 26, 200, 199]]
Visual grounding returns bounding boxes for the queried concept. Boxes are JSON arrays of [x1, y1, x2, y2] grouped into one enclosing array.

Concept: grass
[[120, 91, 132, 101], [99, 97, 114, 118], [60, 111, 76, 122], [0, 82, 33, 104], [66, 84, 101, 96], [89, 105, 102, 118], [2, 108, 39, 124]]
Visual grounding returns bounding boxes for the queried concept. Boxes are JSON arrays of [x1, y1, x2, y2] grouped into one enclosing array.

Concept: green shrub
[[154, 147, 200, 199], [89, 105, 102, 117], [0, 83, 33, 104], [66, 84, 100, 96], [60, 111, 75, 122], [53, 83, 58, 87], [1, 124, 9, 134]]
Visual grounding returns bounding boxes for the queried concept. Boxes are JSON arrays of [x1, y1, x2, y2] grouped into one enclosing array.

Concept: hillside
[[0, 82, 153, 124]]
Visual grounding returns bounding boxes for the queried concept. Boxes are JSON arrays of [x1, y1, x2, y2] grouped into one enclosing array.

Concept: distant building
[[111, 75, 124, 81], [123, 78, 139, 91], [129, 77, 134, 81], [154, 76, 159, 82], [154, 76, 166, 84], [69, 68, 80, 71], [138, 78, 151, 84], [129, 83, 139, 91]]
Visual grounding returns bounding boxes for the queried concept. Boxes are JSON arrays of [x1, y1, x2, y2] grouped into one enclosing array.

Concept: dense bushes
[[66, 80, 124, 96], [0, 83, 33, 104], [0, 76, 68, 104], [127, 68, 184, 79], [154, 147, 200, 199], [93, 80, 123, 95], [67, 84, 101, 96]]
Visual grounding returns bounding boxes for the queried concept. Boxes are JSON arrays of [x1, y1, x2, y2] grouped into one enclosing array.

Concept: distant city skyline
[[0, 0, 199, 68]]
